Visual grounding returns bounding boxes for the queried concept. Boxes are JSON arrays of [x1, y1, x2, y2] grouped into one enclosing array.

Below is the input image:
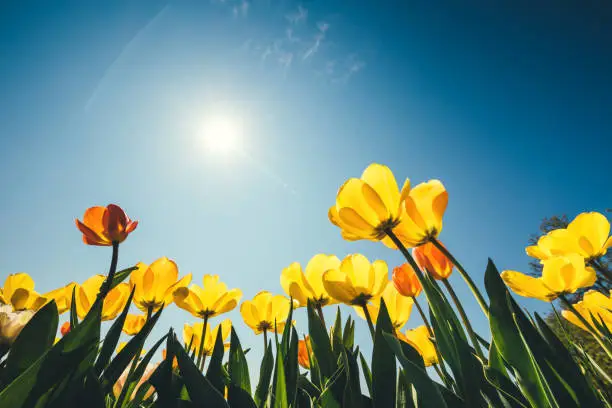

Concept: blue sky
[[1, 0, 611, 377]]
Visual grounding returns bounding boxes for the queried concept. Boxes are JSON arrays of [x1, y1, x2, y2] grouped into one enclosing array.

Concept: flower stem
[[384, 229, 427, 283], [412, 297, 450, 378], [196, 315, 209, 370], [559, 295, 612, 358], [442, 279, 486, 361], [361, 304, 376, 340], [99, 242, 119, 300], [263, 330, 268, 350], [430, 237, 489, 317], [589, 258, 612, 283], [315, 303, 326, 327], [146, 306, 153, 322]]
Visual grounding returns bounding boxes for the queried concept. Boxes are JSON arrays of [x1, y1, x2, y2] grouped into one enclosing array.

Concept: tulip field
[[0, 163, 611, 407]]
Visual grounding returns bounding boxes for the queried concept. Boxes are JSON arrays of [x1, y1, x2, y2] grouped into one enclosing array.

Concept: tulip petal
[[500, 271, 555, 301], [361, 163, 401, 219], [322, 270, 356, 304]]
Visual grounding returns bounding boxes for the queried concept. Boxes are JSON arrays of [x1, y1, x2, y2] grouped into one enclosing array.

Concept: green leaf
[[174, 335, 229, 407], [383, 333, 447, 407], [149, 330, 179, 408], [0, 300, 101, 407], [297, 375, 321, 400], [110, 266, 138, 290], [332, 307, 343, 357], [228, 326, 251, 395], [228, 385, 257, 408], [4, 300, 59, 383], [70, 285, 78, 329], [281, 297, 294, 356], [254, 340, 274, 407], [285, 326, 299, 405], [94, 285, 136, 374], [79, 368, 106, 408], [100, 305, 163, 392], [272, 347, 288, 408], [484, 259, 552, 408], [359, 352, 372, 397], [116, 333, 168, 407], [307, 301, 335, 380], [343, 316, 355, 350], [396, 369, 415, 408], [371, 299, 396, 407], [206, 325, 227, 394], [342, 348, 364, 408]]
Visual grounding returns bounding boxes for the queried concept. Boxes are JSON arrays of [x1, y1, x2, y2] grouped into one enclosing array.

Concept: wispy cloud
[[286, 5, 308, 24], [232, 0, 249, 18], [237, 3, 365, 84]]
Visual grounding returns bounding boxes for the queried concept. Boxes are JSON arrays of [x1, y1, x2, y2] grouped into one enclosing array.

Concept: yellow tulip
[[398, 180, 448, 245], [240, 291, 293, 334], [355, 283, 413, 330], [173, 275, 241, 319], [398, 326, 438, 366], [43, 282, 77, 314], [280, 254, 341, 308], [183, 319, 231, 357], [527, 212, 612, 260], [75, 275, 130, 320], [328, 163, 420, 249], [0, 273, 47, 312], [129, 257, 192, 313], [0, 304, 34, 345], [116, 342, 146, 355], [297, 335, 311, 369], [413, 242, 453, 280], [501, 254, 596, 302], [562, 290, 612, 334], [123, 314, 146, 335], [321, 254, 388, 306]]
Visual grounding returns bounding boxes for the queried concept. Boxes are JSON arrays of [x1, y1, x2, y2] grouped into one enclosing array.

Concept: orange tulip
[[60, 321, 71, 336], [76, 204, 138, 246], [298, 336, 311, 369], [413, 242, 453, 280], [392, 263, 422, 297]]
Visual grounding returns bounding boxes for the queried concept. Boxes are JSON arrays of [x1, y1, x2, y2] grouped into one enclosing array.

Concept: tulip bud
[[392, 263, 422, 297]]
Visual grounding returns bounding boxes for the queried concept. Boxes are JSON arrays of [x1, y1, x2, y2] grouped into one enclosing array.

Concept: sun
[[201, 115, 243, 155]]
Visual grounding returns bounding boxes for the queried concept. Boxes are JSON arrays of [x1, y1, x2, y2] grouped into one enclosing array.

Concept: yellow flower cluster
[[501, 213, 610, 302]]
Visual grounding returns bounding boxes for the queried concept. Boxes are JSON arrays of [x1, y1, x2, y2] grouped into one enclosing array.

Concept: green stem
[[315, 303, 326, 328], [559, 295, 612, 359], [413, 297, 450, 380], [146, 307, 153, 322], [263, 330, 268, 350], [442, 279, 486, 361], [196, 314, 209, 370], [384, 229, 427, 283], [361, 304, 376, 340], [589, 258, 612, 283], [99, 242, 119, 301], [430, 237, 489, 317]]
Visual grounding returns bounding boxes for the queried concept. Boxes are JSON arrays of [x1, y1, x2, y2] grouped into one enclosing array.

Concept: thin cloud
[[232, 0, 249, 17], [286, 5, 308, 24]]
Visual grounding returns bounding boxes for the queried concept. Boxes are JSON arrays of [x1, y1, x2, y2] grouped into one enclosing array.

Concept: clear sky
[[1, 0, 611, 378]]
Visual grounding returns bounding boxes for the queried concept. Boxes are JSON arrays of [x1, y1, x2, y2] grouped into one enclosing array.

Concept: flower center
[[257, 321, 272, 332], [373, 217, 400, 240], [350, 293, 372, 307]]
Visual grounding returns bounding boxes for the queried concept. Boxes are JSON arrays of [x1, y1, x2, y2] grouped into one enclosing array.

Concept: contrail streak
[[84, 3, 172, 111]]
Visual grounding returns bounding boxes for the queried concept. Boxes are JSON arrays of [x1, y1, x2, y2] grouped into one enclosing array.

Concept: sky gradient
[[1, 0, 611, 376]]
